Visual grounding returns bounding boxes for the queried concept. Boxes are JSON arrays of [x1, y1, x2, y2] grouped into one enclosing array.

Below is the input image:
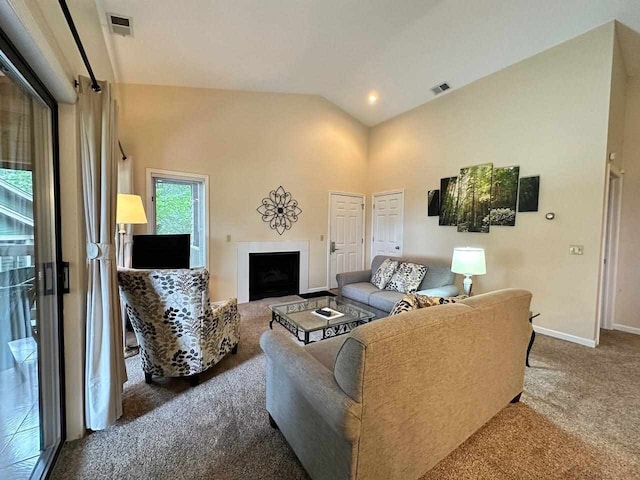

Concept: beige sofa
[[260, 289, 532, 480]]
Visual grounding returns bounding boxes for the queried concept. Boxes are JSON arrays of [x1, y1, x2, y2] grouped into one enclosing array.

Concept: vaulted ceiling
[[96, 0, 640, 126]]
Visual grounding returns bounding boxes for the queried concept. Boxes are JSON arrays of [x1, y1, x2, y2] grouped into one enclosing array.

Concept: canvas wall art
[[427, 190, 439, 216], [457, 163, 493, 233], [518, 176, 540, 212], [439, 177, 458, 226], [489, 166, 520, 226]]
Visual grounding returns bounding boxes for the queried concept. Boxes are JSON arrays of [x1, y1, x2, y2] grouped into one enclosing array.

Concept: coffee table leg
[[270, 312, 275, 329], [304, 331, 310, 345]]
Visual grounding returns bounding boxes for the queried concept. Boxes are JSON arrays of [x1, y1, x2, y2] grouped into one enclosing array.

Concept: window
[[146, 169, 209, 269], [0, 28, 65, 480]]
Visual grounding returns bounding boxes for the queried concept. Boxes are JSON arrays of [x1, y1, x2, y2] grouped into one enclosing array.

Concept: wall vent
[[431, 82, 450, 95], [107, 13, 133, 36]]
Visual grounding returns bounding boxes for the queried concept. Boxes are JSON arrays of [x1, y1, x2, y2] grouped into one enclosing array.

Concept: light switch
[[569, 245, 583, 255], [226, 234, 231, 242], [320, 234, 324, 241]]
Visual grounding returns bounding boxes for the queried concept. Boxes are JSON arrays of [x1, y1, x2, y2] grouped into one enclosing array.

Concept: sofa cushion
[[370, 258, 399, 289], [342, 282, 380, 304], [369, 290, 404, 312], [304, 335, 347, 371], [385, 262, 428, 293]]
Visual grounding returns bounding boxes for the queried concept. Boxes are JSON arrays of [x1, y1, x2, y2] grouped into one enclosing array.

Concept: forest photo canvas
[[457, 163, 493, 233], [428, 190, 439, 216], [489, 166, 520, 226], [439, 177, 459, 226], [519, 176, 540, 212]]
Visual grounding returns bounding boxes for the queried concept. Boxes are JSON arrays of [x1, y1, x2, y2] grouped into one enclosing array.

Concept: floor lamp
[[451, 247, 486, 296], [116, 194, 148, 267], [116, 194, 147, 356]]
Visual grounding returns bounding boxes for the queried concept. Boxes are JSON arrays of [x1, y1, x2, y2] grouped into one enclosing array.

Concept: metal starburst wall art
[[256, 186, 303, 235]]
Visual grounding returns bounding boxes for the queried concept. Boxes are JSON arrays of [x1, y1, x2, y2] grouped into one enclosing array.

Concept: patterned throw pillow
[[414, 294, 468, 308], [370, 258, 400, 289], [389, 294, 419, 316], [389, 293, 468, 316], [385, 262, 428, 293]]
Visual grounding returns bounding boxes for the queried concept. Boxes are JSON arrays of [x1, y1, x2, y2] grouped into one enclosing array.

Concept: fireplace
[[249, 251, 300, 301]]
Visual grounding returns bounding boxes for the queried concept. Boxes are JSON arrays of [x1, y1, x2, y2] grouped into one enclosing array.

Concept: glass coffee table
[[269, 296, 381, 344]]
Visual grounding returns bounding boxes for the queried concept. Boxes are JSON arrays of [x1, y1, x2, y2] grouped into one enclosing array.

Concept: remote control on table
[[315, 308, 332, 317]]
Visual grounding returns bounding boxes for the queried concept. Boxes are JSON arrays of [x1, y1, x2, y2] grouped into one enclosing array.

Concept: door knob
[[394, 246, 400, 250], [331, 241, 341, 253]]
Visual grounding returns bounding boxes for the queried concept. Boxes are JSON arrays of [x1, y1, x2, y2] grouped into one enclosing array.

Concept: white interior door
[[329, 193, 364, 289], [372, 191, 404, 259]]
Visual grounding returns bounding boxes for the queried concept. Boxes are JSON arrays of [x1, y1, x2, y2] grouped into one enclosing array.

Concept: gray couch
[[336, 255, 459, 312], [260, 289, 533, 479]]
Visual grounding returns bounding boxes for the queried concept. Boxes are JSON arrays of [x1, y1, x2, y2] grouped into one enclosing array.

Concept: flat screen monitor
[[131, 234, 190, 269]]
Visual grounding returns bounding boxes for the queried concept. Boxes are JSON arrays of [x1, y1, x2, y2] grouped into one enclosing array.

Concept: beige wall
[[616, 76, 640, 331], [118, 85, 369, 298], [367, 25, 615, 344]]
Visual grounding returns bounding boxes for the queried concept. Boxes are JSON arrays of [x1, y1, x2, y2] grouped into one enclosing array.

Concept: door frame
[[0, 25, 66, 479], [596, 163, 623, 343], [370, 189, 405, 262], [326, 192, 366, 290]]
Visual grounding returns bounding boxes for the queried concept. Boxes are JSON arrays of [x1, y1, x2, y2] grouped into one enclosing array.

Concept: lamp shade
[[451, 247, 486, 275], [116, 194, 148, 225]]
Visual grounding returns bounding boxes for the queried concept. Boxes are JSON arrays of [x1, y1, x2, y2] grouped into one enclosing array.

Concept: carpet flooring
[[52, 297, 640, 480]]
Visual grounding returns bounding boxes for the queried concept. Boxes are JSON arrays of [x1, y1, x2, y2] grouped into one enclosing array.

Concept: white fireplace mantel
[[237, 241, 309, 303]]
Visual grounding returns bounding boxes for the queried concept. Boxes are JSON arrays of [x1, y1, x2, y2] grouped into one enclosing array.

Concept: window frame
[[146, 168, 210, 270]]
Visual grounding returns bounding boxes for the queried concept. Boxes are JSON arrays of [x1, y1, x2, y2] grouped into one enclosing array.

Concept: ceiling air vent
[[107, 13, 133, 36], [431, 82, 450, 95]]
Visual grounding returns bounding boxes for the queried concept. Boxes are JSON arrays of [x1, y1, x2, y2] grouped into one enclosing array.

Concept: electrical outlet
[[226, 234, 231, 242], [569, 245, 584, 255]]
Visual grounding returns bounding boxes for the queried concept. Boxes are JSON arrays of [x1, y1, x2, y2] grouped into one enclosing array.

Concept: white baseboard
[[533, 326, 596, 348], [306, 286, 329, 293], [612, 323, 640, 335]]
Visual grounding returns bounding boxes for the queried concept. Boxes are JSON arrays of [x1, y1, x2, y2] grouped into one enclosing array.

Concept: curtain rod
[[58, 0, 128, 160], [58, 0, 101, 93]]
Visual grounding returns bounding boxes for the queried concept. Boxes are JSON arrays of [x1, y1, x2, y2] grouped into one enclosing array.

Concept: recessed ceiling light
[[368, 93, 378, 105]]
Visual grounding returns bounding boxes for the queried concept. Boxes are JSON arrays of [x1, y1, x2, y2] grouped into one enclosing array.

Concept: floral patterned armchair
[[117, 268, 240, 386]]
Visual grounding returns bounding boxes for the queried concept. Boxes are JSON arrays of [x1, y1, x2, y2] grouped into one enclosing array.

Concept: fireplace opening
[[249, 251, 300, 301]]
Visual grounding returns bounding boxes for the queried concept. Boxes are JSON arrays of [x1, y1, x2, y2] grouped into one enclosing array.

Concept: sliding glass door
[[0, 30, 64, 479]]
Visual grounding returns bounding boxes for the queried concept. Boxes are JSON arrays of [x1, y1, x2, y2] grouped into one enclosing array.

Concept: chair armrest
[[416, 285, 461, 297], [211, 297, 238, 313], [336, 269, 372, 290], [260, 330, 361, 440]]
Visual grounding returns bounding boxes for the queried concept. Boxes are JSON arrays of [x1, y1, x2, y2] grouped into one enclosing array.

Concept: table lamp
[[116, 194, 148, 266], [451, 247, 486, 296]]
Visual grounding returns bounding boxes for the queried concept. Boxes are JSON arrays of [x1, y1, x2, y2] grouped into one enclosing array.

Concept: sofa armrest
[[336, 269, 372, 290], [416, 285, 461, 297], [260, 330, 361, 440]]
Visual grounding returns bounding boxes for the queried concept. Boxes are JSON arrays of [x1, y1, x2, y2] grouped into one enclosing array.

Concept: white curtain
[[78, 76, 127, 430]]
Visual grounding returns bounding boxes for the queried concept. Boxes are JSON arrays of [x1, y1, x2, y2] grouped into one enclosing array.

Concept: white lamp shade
[[116, 194, 148, 225], [451, 247, 486, 275]]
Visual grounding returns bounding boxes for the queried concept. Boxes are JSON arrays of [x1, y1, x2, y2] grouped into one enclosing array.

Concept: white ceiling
[[96, 0, 640, 126]]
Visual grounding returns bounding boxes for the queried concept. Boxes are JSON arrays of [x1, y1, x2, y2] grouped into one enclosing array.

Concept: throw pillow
[[370, 258, 400, 289], [389, 294, 468, 316], [415, 294, 468, 308], [389, 294, 419, 316], [385, 262, 428, 293]]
